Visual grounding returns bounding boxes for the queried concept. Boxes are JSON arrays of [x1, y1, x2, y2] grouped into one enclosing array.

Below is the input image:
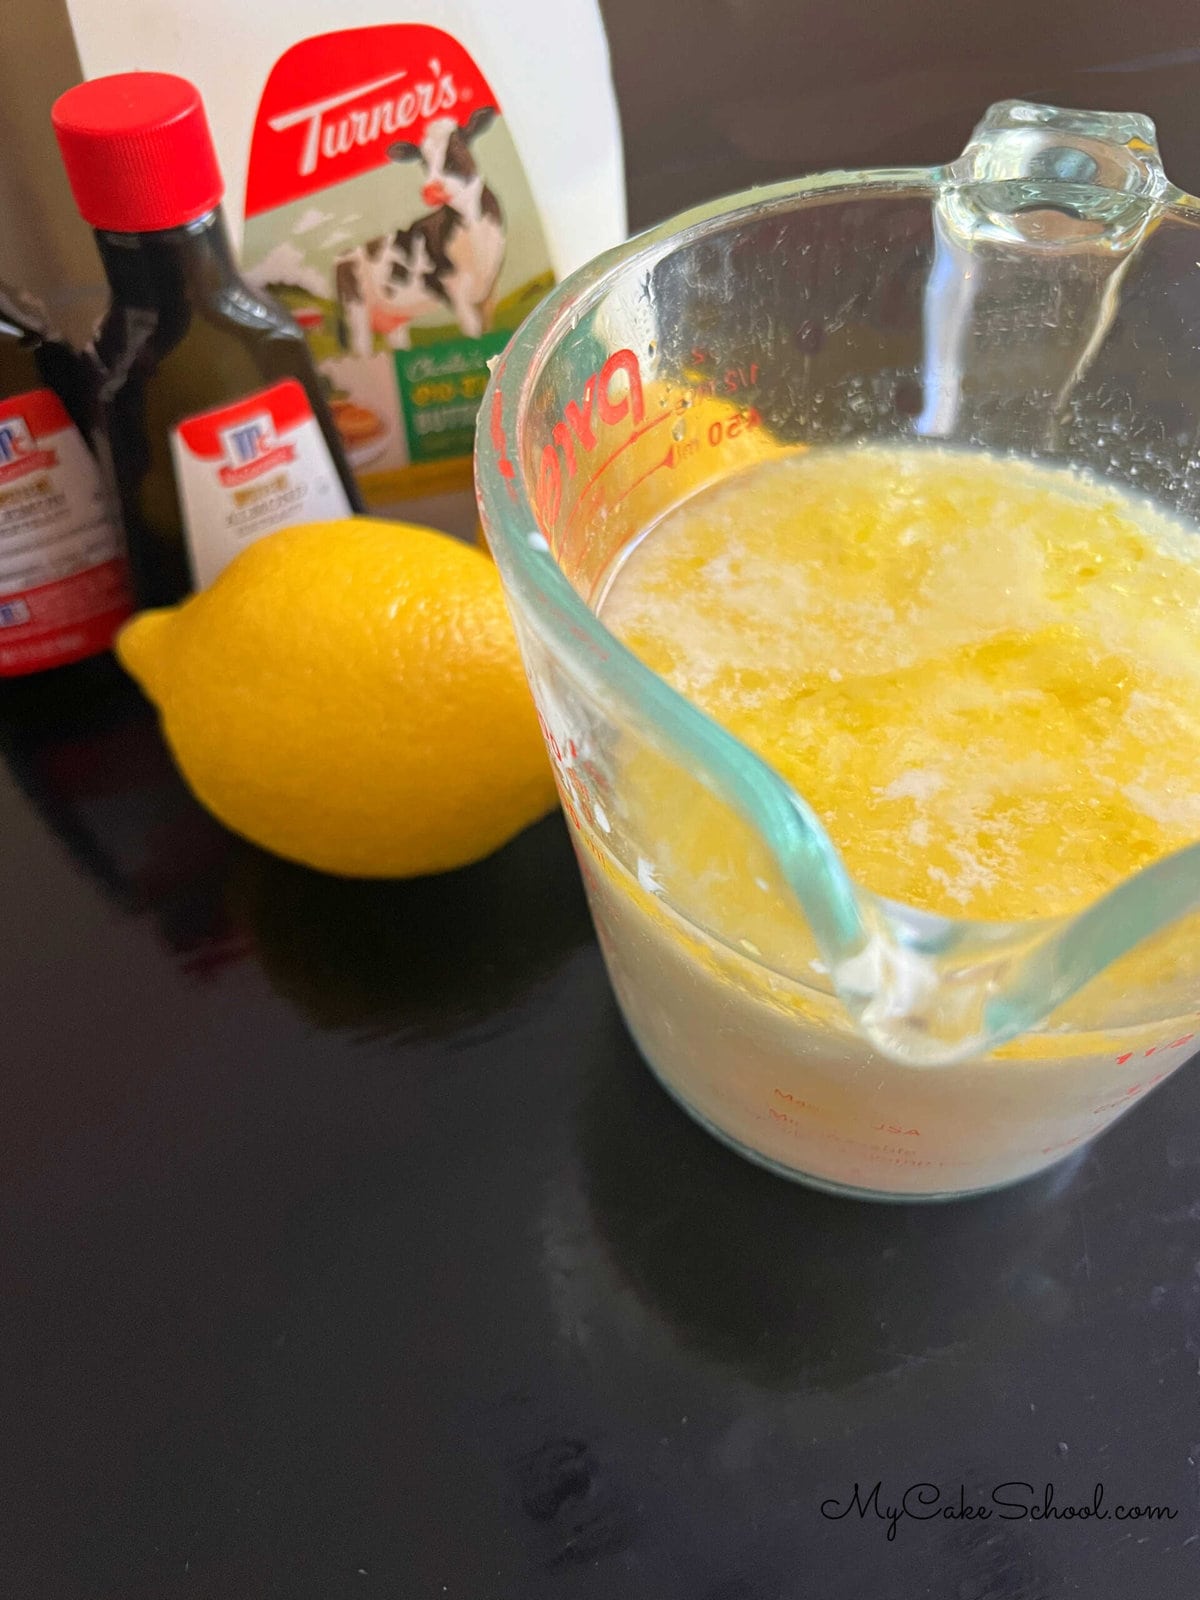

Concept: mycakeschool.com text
[[820, 1481, 1179, 1542]]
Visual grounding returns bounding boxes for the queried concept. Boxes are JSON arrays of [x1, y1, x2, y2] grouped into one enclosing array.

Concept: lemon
[[117, 517, 557, 877]]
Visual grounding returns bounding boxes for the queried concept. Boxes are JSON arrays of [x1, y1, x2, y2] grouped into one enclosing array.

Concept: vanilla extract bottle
[[52, 71, 363, 608]]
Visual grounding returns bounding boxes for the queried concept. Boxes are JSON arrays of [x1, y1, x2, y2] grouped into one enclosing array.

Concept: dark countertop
[[6, 9, 1200, 1595]]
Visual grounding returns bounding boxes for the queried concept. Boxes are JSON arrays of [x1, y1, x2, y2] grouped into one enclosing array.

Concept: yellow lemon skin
[[117, 518, 557, 878]]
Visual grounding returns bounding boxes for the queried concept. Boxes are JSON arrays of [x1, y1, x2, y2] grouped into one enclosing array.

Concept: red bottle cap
[[52, 72, 224, 233]]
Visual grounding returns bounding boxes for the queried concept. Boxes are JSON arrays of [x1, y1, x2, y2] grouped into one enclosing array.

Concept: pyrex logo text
[[535, 349, 645, 530], [268, 63, 461, 178]]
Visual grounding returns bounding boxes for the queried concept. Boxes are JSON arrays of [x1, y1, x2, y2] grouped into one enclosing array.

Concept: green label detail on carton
[[394, 332, 508, 464], [240, 23, 557, 503]]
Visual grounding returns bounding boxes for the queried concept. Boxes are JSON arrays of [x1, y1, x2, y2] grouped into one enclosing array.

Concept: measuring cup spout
[[686, 751, 1200, 1069]]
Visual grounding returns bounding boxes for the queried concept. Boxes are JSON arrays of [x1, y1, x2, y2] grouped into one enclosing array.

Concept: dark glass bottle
[[0, 286, 91, 437], [0, 282, 130, 676], [52, 72, 363, 609]]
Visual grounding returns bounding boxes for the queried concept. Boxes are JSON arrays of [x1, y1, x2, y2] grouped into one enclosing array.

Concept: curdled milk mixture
[[570, 445, 1200, 1195], [600, 445, 1200, 921]]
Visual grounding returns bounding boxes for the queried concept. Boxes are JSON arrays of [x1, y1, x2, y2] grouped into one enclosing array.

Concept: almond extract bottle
[[52, 72, 363, 608], [0, 284, 131, 676]]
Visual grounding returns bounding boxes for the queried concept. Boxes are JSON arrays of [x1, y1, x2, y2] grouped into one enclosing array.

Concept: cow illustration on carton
[[333, 108, 505, 356], [240, 26, 557, 501]]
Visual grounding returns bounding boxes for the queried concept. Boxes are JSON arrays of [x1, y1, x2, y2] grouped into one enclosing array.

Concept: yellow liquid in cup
[[575, 445, 1200, 1195], [601, 445, 1200, 921]]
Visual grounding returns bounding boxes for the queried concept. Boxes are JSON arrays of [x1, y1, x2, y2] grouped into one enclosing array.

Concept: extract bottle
[[52, 72, 363, 608], [0, 283, 130, 676]]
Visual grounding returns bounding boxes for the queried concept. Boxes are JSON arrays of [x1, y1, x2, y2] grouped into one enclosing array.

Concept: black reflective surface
[[4, 612, 1200, 1600]]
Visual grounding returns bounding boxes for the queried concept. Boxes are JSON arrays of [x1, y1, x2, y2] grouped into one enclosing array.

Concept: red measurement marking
[[579, 756, 611, 796], [722, 363, 760, 394], [550, 763, 582, 829], [1114, 1033, 1194, 1068], [489, 386, 515, 480], [573, 824, 606, 867], [1094, 1096, 1135, 1116], [536, 348, 647, 529], [535, 706, 564, 765], [562, 411, 674, 537], [612, 444, 676, 509], [1041, 1134, 1088, 1155], [771, 1090, 822, 1114], [683, 379, 717, 406], [705, 407, 761, 448], [769, 1107, 802, 1127], [564, 378, 599, 455]]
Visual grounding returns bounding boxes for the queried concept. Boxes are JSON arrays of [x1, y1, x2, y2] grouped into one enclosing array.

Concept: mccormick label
[[170, 379, 352, 588], [0, 387, 130, 677], [240, 25, 555, 505]]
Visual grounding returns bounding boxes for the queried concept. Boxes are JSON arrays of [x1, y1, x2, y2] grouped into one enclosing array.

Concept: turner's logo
[[217, 414, 295, 486], [266, 62, 461, 179], [244, 27, 497, 219], [0, 414, 56, 481]]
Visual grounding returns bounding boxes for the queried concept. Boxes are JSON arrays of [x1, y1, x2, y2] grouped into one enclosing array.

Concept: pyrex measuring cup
[[476, 101, 1200, 1200]]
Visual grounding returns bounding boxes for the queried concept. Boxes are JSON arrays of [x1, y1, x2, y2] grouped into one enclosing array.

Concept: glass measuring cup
[[476, 101, 1200, 1200]]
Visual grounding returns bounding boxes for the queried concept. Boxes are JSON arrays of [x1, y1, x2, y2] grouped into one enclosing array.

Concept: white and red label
[[245, 25, 494, 219], [170, 379, 352, 588], [0, 387, 130, 677]]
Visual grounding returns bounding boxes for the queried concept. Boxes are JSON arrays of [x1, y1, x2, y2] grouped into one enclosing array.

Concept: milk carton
[[65, 0, 626, 506]]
